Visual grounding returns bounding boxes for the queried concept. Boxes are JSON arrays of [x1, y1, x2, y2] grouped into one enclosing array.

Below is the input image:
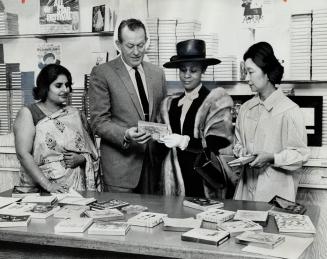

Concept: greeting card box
[[88, 221, 130, 236], [196, 208, 235, 224], [0, 214, 31, 228], [183, 197, 224, 211], [235, 231, 285, 249], [217, 220, 263, 237], [181, 228, 230, 246], [84, 208, 124, 222], [163, 217, 202, 232], [233, 210, 269, 226], [54, 218, 93, 233], [127, 212, 168, 228]]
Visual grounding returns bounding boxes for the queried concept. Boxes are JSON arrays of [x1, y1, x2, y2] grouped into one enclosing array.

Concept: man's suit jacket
[[89, 57, 166, 189]]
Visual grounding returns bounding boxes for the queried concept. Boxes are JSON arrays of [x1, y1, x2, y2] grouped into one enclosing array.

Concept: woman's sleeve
[[273, 107, 310, 171], [233, 106, 247, 158]]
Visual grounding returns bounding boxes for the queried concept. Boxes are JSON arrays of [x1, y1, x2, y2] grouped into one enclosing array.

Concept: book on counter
[[54, 205, 89, 219], [22, 195, 58, 206], [28, 204, 60, 219], [11, 186, 41, 198], [183, 197, 224, 211], [235, 231, 285, 249], [0, 197, 21, 208], [88, 221, 130, 236], [59, 196, 96, 206], [181, 227, 230, 246], [90, 199, 129, 210], [268, 195, 306, 215], [121, 204, 148, 214], [227, 155, 256, 167], [233, 210, 269, 226], [196, 208, 235, 224], [217, 220, 263, 237], [0, 202, 36, 215], [84, 208, 124, 222], [273, 212, 316, 237], [127, 212, 168, 228], [137, 121, 169, 141], [0, 213, 31, 228], [162, 217, 202, 232], [54, 217, 93, 233]]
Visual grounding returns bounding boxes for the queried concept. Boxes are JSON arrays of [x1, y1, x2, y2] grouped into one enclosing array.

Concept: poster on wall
[[39, 0, 80, 33], [239, 0, 274, 29], [37, 43, 61, 70], [92, 5, 105, 32]]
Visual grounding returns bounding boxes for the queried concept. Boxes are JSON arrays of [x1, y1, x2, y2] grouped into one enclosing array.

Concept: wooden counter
[[0, 191, 324, 259]]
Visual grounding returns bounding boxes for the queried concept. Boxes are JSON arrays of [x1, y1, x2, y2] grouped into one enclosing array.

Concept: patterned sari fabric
[[20, 106, 101, 191]]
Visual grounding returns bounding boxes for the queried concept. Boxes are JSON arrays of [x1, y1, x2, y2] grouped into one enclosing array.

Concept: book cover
[[91, 51, 108, 66], [183, 197, 224, 211], [137, 121, 169, 141], [90, 199, 129, 210], [121, 204, 148, 214], [54, 217, 93, 233], [235, 231, 285, 249], [29, 204, 60, 219], [127, 212, 168, 228], [54, 205, 89, 219], [163, 217, 202, 232], [37, 42, 61, 70], [84, 208, 124, 222], [0, 202, 36, 215], [217, 220, 263, 237], [39, 0, 80, 33], [268, 195, 306, 215], [0, 197, 21, 208], [22, 195, 58, 206], [59, 196, 96, 206], [227, 155, 256, 167], [196, 208, 235, 224], [0, 213, 31, 228], [92, 5, 105, 32], [274, 213, 316, 237], [12, 186, 40, 198], [88, 221, 130, 236], [181, 228, 230, 246], [233, 210, 269, 226]]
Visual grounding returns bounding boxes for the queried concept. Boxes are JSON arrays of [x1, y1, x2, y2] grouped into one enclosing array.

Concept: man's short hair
[[117, 18, 147, 43]]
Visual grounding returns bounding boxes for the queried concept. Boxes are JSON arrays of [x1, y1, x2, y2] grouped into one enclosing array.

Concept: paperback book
[[183, 197, 224, 211], [0, 214, 31, 228], [233, 210, 269, 226], [54, 205, 89, 219], [88, 221, 130, 236], [217, 220, 263, 237], [137, 121, 169, 141], [22, 195, 58, 206], [121, 204, 148, 214], [54, 217, 93, 233], [0, 197, 21, 208], [181, 228, 230, 246], [227, 155, 256, 167], [274, 212, 316, 237], [268, 195, 306, 215], [11, 186, 40, 198], [84, 208, 124, 222], [196, 208, 235, 224], [90, 199, 129, 210], [28, 204, 60, 219], [235, 231, 285, 249], [37, 42, 61, 70], [59, 196, 96, 206], [0, 202, 36, 215], [127, 212, 168, 228], [163, 217, 202, 232]]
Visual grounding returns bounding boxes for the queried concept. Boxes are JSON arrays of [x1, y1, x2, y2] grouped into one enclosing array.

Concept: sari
[[19, 105, 101, 191]]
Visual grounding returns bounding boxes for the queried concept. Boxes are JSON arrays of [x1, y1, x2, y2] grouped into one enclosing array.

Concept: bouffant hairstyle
[[117, 18, 148, 43], [243, 41, 284, 85], [33, 64, 72, 102]]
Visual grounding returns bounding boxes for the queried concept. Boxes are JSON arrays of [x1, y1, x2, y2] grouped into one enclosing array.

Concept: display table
[[0, 191, 324, 259]]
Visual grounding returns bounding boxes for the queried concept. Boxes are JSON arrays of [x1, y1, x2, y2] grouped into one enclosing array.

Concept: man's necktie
[[133, 67, 149, 121]]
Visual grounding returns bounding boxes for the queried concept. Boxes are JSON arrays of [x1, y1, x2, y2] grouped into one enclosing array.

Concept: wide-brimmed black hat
[[163, 39, 221, 68]]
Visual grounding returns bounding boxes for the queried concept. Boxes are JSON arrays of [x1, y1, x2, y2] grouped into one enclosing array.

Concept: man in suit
[[89, 18, 166, 193]]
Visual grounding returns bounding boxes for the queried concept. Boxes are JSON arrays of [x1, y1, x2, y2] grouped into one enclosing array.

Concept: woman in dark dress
[[160, 39, 234, 198]]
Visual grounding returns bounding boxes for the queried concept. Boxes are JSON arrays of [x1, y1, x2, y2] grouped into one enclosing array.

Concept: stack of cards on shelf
[[227, 156, 256, 167], [183, 197, 224, 211], [11, 186, 41, 198], [22, 195, 58, 206], [121, 204, 148, 214], [233, 210, 269, 226], [84, 208, 124, 222], [235, 231, 285, 249], [273, 212, 316, 237], [268, 195, 306, 215], [54, 205, 89, 219], [137, 121, 169, 141], [217, 220, 263, 237], [0, 197, 21, 208], [127, 212, 168, 228], [90, 199, 129, 210], [163, 217, 202, 232], [196, 208, 235, 224], [88, 221, 130, 236], [54, 217, 93, 233], [181, 228, 230, 246], [0, 213, 31, 227]]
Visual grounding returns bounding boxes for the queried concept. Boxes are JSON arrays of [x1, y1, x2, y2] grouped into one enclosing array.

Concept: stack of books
[[54, 217, 93, 233], [162, 217, 202, 232], [0, 213, 31, 228], [127, 212, 168, 228], [181, 228, 230, 246], [235, 231, 285, 249], [88, 221, 130, 236], [0, 12, 19, 35], [196, 208, 235, 224], [84, 208, 125, 222], [217, 220, 263, 237], [183, 197, 224, 211], [214, 55, 238, 81], [233, 210, 269, 227]]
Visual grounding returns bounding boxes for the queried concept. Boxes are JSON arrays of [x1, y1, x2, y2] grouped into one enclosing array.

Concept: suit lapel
[[143, 62, 154, 120], [114, 58, 144, 119]]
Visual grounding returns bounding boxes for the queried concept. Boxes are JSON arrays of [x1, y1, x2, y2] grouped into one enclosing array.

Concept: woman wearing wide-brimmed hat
[[159, 39, 234, 198]]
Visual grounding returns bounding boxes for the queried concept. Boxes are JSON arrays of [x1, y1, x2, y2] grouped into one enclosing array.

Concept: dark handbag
[[194, 147, 228, 189]]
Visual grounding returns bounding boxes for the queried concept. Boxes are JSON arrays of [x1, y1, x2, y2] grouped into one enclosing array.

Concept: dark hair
[[178, 62, 207, 73], [243, 41, 284, 85], [117, 18, 147, 43], [33, 64, 73, 102]]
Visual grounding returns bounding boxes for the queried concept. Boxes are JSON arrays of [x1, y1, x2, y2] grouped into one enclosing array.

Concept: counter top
[[0, 191, 325, 259]]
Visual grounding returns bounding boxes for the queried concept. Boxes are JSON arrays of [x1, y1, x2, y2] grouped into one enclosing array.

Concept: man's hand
[[63, 152, 86, 168], [125, 127, 151, 144], [249, 152, 274, 168]]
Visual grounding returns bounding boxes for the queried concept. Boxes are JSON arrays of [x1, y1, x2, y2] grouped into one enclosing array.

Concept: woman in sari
[[14, 64, 100, 193]]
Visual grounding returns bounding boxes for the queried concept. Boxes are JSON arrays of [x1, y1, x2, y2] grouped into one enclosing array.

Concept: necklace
[[38, 102, 62, 116]]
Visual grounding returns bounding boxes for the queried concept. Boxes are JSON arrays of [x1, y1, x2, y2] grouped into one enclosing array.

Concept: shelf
[[0, 31, 114, 40]]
